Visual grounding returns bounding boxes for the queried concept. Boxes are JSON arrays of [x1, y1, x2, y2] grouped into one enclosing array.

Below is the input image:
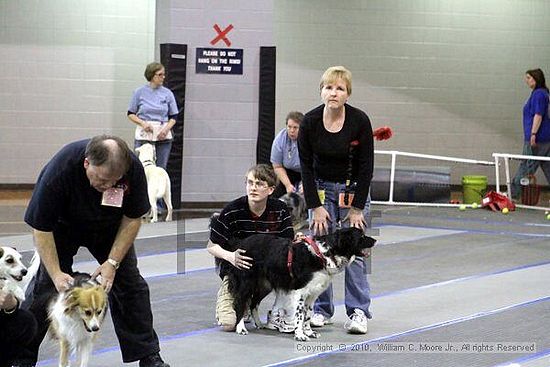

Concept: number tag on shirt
[[101, 188, 124, 207], [338, 192, 354, 208]]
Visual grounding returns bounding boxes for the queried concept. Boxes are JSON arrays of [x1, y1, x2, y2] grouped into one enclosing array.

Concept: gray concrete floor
[[2, 205, 550, 367]]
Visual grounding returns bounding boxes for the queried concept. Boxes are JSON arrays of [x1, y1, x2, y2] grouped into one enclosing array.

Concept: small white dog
[[135, 143, 173, 223], [48, 273, 108, 367], [0, 246, 30, 301]]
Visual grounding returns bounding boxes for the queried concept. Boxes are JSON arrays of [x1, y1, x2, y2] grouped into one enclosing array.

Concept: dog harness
[[287, 236, 327, 278]]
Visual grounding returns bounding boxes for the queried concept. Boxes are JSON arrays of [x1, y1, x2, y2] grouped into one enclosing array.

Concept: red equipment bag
[[482, 191, 516, 212]]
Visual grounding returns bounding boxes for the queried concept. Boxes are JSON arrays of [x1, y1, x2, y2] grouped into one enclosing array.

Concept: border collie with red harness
[[225, 227, 375, 341]]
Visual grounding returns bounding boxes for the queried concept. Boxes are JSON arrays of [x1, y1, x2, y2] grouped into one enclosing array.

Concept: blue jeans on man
[[309, 179, 372, 319]]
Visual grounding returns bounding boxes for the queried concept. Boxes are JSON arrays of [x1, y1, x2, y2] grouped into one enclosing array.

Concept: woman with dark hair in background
[[511, 68, 550, 199]]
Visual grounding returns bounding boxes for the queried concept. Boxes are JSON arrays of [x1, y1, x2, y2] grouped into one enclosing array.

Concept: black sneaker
[[11, 363, 36, 367], [139, 353, 170, 367]]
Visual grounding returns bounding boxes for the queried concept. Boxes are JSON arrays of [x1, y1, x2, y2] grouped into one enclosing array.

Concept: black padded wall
[[160, 43, 187, 208], [257, 46, 276, 164]]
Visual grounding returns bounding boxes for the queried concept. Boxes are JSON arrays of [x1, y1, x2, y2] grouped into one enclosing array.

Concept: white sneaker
[[344, 309, 368, 334], [310, 313, 333, 328], [266, 310, 295, 333]]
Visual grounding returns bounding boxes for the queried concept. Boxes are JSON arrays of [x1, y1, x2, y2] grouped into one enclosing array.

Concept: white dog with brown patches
[[135, 143, 173, 223], [48, 273, 109, 367]]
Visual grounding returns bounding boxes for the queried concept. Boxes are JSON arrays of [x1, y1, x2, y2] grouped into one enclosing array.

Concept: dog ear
[[362, 235, 376, 248], [63, 289, 81, 313], [0, 247, 3, 258]]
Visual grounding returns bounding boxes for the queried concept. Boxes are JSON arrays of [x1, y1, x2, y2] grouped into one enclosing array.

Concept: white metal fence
[[372, 150, 550, 211]]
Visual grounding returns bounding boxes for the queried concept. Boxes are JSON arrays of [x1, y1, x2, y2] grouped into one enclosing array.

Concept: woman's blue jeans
[[309, 179, 372, 319], [511, 141, 550, 199], [134, 139, 173, 170]]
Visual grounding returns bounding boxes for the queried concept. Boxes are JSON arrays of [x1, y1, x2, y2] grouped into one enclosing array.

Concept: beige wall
[[274, 0, 550, 184], [0, 0, 155, 183], [2, 0, 550, 192]]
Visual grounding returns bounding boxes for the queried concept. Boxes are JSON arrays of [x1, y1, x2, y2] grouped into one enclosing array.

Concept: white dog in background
[[135, 143, 173, 223]]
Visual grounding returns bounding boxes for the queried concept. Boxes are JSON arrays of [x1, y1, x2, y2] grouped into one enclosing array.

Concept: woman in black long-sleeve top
[[298, 65, 373, 334]]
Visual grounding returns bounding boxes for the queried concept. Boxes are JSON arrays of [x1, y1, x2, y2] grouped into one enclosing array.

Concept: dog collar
[[287, 244, 295, 278], [303, 237, 327, 267], [142, 160, 155, 167], [287, 237, 327, 278]]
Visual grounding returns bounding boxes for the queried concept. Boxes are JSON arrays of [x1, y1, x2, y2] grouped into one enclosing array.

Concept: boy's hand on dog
[[52, 272, 75, 293], [92, 263, 116, 293], [231, 249, 253, 270]]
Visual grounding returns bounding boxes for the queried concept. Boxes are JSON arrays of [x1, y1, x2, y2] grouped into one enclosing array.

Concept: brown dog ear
[[63, 289, 81, 314], [0, 247, 4, 258]]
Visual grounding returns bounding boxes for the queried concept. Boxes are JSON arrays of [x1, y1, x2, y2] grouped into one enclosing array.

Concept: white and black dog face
[[0, 246, 28, 282], [315, 228, 376, 273]]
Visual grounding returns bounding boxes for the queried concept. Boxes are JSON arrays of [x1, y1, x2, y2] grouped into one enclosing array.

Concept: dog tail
[[22, 251, 41, 292]]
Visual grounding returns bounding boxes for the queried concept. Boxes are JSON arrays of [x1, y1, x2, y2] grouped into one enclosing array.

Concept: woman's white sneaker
[[344, 309, 368, 334], [310, 313, 333, 327]]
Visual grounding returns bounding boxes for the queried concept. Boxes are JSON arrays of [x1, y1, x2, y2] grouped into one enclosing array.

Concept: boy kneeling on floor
[[207, 164, 296, 332]]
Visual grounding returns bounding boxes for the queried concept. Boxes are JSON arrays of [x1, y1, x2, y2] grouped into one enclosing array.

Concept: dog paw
[[305, 330, 320, 339], [236, 327, 249, 335], [294, 333, 309, 342], [236, 322, 249, 335]]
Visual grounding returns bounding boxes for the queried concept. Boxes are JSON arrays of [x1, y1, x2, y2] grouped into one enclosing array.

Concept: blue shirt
[[128, 85, 179, 123], [270, 128, 301, 172], [523, 88, 550, 143]]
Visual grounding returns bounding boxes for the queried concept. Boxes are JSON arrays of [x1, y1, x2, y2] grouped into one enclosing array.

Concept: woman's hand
[[230, 249, 253, 270], [141, 121, 153, 133], [285, 184, 295, 194], [530, 134, 537, 147], [311, 206, 331, 235], [157, 126, 170, 140], [344, 207, 366, 231]]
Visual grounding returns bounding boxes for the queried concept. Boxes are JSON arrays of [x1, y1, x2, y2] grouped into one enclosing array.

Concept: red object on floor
[[482, 191, 516, 212]]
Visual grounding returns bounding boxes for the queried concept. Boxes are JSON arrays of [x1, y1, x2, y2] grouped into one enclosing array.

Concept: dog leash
[[287, 237, 327, 278], [344, 140, 359, 207]]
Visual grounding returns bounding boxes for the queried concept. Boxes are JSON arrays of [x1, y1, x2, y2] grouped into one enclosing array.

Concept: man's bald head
[[85, 135, 132, 178]]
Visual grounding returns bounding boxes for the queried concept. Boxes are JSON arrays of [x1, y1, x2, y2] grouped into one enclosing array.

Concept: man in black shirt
[[14, 135, 169, 367]]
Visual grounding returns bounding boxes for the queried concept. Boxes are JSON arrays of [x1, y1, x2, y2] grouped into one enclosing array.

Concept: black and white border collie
[[225, 227, 376, 341]]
